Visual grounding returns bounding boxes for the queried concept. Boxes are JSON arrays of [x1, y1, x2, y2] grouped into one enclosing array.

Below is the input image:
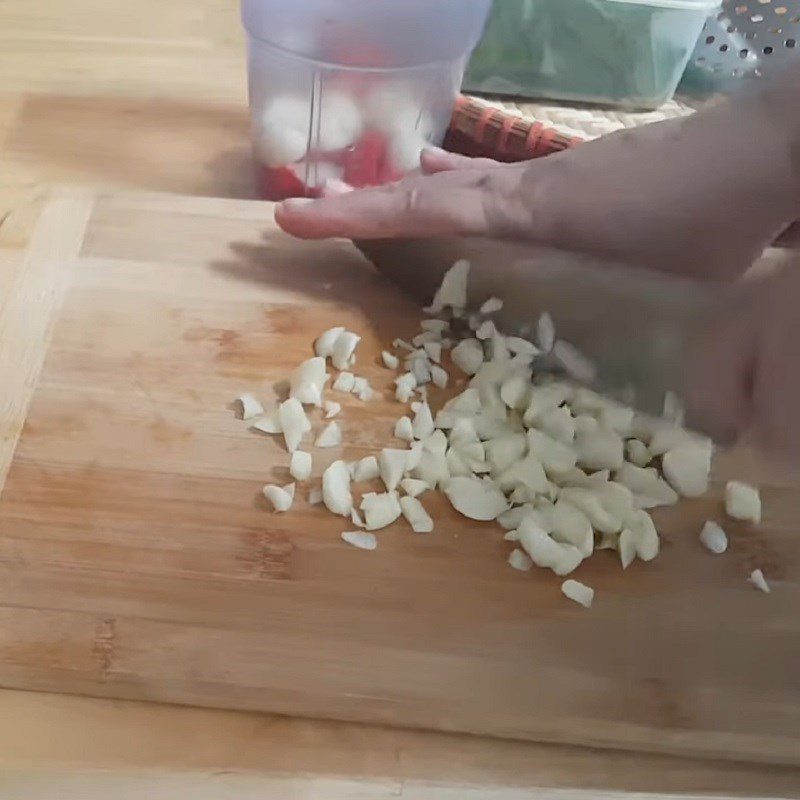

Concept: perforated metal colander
[[682, 0, 800, 92]]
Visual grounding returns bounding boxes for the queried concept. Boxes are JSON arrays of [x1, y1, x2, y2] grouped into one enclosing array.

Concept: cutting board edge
[[0, 187, 94, 491], [0, 671, 796, 768]]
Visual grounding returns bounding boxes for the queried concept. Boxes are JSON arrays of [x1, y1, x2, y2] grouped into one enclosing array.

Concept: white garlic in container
[[318, 90, 364, 151], [255, 88, 365, 172], [362, 81, 435, 173], [255, 95, 311, 167]]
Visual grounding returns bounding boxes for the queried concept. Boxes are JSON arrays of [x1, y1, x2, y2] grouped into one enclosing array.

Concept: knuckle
[[402, 186, 423, 218]]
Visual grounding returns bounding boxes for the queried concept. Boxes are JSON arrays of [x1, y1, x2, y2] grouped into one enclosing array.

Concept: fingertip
[[278, 197, 316, 212], [273, 200, 288, 228], [420, 147, 461, 174], [274, 197, 319, 238], [320, 178, 354, 197]]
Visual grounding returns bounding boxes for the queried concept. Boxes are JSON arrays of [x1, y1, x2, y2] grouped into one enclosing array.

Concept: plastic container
[[463, 0, 721, 110], [241, 0, 492, 199]]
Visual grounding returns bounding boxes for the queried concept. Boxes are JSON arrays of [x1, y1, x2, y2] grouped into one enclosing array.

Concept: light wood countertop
[[0, 3, 797, 797]]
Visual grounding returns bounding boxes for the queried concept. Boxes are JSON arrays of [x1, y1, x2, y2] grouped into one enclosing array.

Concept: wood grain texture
[[1, 1, 798, 792], [0, 188, 93, 485], [3, 691, 799, 800], [0, 191, 797, 768]]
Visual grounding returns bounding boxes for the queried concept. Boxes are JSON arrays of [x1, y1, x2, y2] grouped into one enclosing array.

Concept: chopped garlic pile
[[236, 260, 771, 607]]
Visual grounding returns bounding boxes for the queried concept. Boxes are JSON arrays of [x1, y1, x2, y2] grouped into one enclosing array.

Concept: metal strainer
[[681, 0, 800, 92]]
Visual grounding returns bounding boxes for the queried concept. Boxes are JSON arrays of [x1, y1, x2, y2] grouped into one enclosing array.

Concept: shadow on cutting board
[[209, 229, 425, 353]]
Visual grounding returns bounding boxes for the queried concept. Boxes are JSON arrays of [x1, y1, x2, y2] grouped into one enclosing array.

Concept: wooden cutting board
[[0, 189, 798, 765]]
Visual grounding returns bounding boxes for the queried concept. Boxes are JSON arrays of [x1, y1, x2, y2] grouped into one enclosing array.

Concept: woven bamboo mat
[[474, 96, 700, 140], [446, 93, 707, 162]]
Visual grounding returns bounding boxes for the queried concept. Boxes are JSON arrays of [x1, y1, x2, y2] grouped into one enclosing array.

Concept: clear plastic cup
[[241, 0, 492, 199]]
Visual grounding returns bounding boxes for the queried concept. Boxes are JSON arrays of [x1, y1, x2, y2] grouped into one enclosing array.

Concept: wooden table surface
[[1, 3, 798, 797]]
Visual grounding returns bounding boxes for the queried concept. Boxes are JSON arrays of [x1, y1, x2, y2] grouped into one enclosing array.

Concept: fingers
[[274, 171, 494, 240], [274, 144, 528, 241], [420, 147, 503, 175]]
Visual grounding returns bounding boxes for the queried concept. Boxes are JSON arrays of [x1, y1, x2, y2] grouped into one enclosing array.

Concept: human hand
[[276, 90, 800, 282]]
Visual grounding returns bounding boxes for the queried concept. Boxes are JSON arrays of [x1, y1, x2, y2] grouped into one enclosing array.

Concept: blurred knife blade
[[359, 236, 715, 421]]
